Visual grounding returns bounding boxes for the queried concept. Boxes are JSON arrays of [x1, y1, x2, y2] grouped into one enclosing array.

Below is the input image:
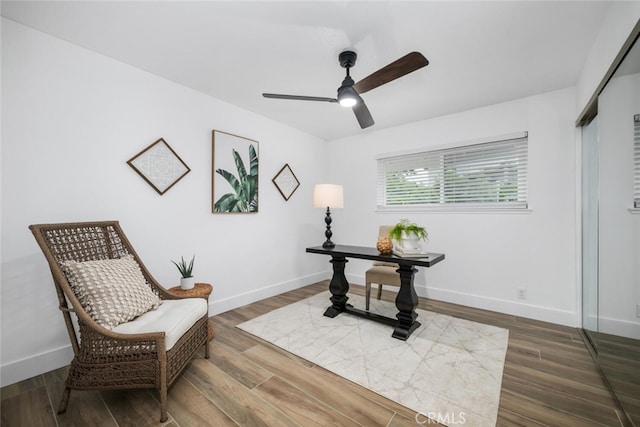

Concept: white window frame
[[376, 132, 529, 213]]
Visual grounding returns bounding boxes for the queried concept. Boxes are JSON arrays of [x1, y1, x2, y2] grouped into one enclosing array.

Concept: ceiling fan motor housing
[[339, 50, 357, 69], [337, 51, 359, 107]]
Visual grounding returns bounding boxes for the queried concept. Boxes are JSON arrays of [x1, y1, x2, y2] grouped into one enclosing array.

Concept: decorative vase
[[400, 232, 420, 250], [376, 237, 393, 254], [180, 276, 195, 290]]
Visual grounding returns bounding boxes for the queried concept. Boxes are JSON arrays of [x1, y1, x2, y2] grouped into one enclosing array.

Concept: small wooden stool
[[167, 282, 214, 340]]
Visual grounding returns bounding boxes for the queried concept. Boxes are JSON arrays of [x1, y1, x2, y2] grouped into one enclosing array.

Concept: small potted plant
[[172, 255, 195, 290], [388, 219, 428, 250]]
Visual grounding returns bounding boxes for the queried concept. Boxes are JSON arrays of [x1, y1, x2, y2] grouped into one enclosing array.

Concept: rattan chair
[[29, 221, 210, 422]]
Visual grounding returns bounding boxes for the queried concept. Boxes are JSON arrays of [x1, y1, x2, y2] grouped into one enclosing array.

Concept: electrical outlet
[[517, 288, 527, 300]]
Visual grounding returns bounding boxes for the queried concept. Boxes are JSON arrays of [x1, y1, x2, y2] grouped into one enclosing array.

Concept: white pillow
[[62, 254, 161, 329]]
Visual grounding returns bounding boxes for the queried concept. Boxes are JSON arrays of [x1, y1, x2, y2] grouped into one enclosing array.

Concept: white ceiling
[[1, 1, 611, 141]]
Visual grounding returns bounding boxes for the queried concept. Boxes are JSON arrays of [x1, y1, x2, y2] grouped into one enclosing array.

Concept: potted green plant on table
[[389, 219, 428, 250], [172, 255, 195, 290]]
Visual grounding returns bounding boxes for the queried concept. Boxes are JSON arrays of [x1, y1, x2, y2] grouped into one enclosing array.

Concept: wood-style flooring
[[598, 333, 640, 426], [1, 282, 627, 426]]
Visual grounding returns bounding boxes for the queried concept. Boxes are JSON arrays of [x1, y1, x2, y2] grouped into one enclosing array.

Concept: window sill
[[375, 206, 533, 214]]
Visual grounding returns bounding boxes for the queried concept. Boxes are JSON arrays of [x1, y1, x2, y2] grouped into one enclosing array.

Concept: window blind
[[634, 115, 640, 208], [377, 133, 528, 210]]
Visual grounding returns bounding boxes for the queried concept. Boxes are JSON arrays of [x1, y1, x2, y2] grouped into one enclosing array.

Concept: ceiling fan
[[263, 50, 429, 129]]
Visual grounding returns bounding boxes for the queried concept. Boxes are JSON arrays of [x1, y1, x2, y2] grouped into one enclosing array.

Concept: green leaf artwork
[[212, 130, 259, 213]]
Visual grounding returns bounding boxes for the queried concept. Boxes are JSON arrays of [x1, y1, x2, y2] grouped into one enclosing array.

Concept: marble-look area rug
[[237, 291, 509, 427]]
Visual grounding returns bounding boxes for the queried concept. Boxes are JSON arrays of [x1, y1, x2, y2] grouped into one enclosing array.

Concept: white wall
[[597, 72, 640, 339], [0, 18, 329, 386], [326, 88, 580, 327]]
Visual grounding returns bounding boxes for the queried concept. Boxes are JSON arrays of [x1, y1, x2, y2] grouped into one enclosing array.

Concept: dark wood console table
[[306, 245, 445, 340]]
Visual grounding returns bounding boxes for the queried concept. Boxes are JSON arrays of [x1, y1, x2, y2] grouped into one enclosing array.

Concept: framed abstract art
[[127, 138, 190, 195], [272, 163, 300, 201]]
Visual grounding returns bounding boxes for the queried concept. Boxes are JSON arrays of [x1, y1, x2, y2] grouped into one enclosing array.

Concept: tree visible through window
[[377, 133, 528, 210]]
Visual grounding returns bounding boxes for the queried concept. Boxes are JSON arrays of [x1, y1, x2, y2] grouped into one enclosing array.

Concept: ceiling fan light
[[338, 96, 357, 107], [337, 86, 358, 107]]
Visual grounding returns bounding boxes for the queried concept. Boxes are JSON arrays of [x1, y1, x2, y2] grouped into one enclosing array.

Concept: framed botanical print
[[212, 130, 259, 213], [127, 138, 190, 195]]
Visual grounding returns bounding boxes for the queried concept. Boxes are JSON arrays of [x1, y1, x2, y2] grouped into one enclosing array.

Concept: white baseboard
[[346, 273, 580, 327], [599, 316, 640, 340], [209, 271, 330, 315], [0, 272, 331, 388], [1, 345, 73, 387], [423, 286, 579, 327]]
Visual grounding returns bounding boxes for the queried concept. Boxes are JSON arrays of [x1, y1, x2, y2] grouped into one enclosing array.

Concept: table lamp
[[312, 184, 344, 248]]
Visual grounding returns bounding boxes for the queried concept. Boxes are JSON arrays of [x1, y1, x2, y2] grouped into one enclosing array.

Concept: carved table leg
[[324, 256, 349, 318], [392, 263, 421, 340]]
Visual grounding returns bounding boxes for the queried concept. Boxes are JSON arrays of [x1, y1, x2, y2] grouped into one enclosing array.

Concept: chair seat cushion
[[365, 265, 401, 286], [112, 298, 207, 350]]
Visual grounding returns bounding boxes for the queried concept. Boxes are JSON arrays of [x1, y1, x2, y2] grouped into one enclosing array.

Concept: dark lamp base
[[321, 207, 336, 249]]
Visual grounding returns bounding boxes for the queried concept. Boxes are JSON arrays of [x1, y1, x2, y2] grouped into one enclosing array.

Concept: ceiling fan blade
[[263, 93, 337, 103], [352, 100, 374, 129], [353, 52, 429, 94]]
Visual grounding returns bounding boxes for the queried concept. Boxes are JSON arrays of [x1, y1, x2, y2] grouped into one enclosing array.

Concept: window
[[634, 115, 640, 208], [377, 133, 528, 211]]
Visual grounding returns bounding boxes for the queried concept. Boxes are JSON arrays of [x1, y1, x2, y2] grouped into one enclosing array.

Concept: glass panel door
[[596, 35, 640, 424], [581, 117, 599, 349]]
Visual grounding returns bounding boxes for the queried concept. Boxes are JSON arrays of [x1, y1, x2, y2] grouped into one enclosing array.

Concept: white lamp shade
[[313, 184, 344, 208]]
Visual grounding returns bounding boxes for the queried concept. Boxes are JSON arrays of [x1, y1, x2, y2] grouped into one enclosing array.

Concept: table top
[[306, 244, 445, 267], [167, 282, 212, 298]]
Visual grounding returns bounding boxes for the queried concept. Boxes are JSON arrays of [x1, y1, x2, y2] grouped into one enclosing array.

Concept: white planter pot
[[400, 232, 420, 250], [180, 276, 196, 290]]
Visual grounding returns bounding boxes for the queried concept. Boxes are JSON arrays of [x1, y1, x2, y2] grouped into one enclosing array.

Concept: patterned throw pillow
[[62, 255, 161, 329]]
